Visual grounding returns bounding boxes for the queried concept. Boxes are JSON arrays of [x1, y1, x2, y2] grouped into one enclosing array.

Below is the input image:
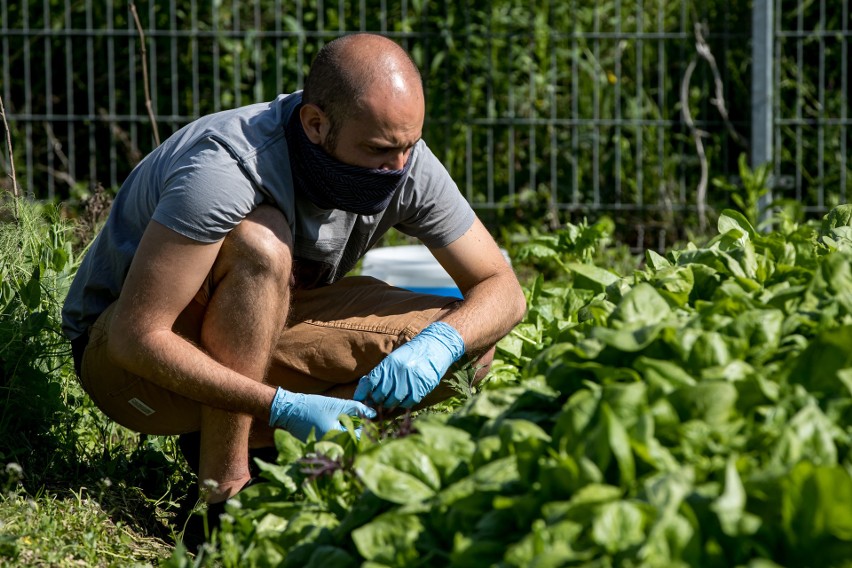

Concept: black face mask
[[284, 106, 413, 215]]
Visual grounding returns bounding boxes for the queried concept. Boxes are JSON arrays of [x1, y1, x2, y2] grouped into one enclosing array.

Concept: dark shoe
[[177, 477, 262, 554], [180, 499, 228, 555], [178, 431, 202, 474]]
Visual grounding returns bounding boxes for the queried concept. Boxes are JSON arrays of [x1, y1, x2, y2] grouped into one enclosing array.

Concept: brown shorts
[[77, 276, 457, 435]]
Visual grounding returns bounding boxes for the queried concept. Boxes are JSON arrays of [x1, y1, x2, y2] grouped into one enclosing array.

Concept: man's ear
[[300, 103, 328, 145]]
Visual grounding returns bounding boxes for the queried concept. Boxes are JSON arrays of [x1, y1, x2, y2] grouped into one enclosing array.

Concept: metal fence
[[0, 1, 849, 247]]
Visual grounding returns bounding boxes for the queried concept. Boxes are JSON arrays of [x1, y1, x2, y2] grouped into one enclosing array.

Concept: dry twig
[[0, 93, 19, 219], [680, 56, 709, 233], [129, 2, 161, 147], [680, 23, 749, 233], [693, 24, 748, 148], [42, 121, 78, 191]]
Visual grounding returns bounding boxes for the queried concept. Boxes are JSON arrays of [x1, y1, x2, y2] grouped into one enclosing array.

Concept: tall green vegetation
[[4, 0, 846, 246], [0, 198, 193, 564], [0, 200, 78, 477]]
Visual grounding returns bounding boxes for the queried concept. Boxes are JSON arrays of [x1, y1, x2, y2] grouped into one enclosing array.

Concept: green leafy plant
[[712, 153, 773, 229], [0, 199, 79, 473], [167, 205, 852, 567]]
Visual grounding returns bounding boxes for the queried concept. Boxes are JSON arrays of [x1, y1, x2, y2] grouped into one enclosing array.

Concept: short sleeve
[[394, 143, 476, 248], [152, 138, 262, 243]]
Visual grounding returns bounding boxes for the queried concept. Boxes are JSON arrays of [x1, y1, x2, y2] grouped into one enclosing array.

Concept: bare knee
[[215, 205, 293, 284]]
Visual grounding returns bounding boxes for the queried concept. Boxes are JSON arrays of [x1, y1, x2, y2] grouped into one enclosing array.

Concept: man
[[62, 33, 525, 524]]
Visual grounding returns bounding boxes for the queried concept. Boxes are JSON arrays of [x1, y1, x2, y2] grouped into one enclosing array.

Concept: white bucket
[[361, 244, 510, 299]]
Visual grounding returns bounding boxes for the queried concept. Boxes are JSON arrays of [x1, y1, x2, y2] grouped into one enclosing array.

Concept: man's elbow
[[506, 275, 528, 327]]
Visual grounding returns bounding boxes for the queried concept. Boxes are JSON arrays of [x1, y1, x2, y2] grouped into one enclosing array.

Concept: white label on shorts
[[128, 397, 155, 416]]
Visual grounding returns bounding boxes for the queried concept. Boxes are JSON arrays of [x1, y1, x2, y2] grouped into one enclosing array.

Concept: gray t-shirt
[[62, 92, 475, 340]]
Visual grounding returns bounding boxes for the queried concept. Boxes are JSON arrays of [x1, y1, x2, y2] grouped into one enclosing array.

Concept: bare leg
[[194, 206, 292, 503]]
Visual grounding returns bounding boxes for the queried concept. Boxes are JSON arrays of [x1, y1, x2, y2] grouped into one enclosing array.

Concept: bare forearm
[[439, 269, 526, 353], [109, 329, 275, 419]]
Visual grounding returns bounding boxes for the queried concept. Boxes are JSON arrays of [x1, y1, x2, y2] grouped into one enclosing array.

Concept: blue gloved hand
[[268, 387, 376, 441], [353, 321, 465, 409]]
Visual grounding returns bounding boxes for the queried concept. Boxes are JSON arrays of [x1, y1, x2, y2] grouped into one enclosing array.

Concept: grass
[[0, 485, 172, 566], [0, 382, 198, 567]]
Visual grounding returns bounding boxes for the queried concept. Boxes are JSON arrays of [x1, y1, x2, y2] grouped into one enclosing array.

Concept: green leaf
[[304, 546, 357, 568], [602, 381, 648, 426], [676, 247, 748, 279], [631, 412, 680, 472], [351, 512, 425, 566], [552, 388, 602, 445], [817, 252, 852, 314], [821, 204, 852, 231], [610, 283, 671, 327], [567, 262, 619, 293], [254, 460, 299, 494], [718, 209, 757, 240], [788, 325, 852, 396], [410, 419, 475, 482], [710, 458, 747, 536], [497, 419, 551, 455], [276, 509, 339, 549], [592, 324, 665, 352], [638, 470, 699, 563], [516, 241, 560, 262], [651, 265, 695, 307], [354, 438, 441, 505], [20, 310, 49, 337], [0, 535, 20, 561], [781, 462, 852, 563], [439, 456, 521, 508], [686, 331, 732, 370], [645, 249, 671, 270], [603, 402, 635, 487], [542, 483, 623, 524], [19, 266, 41, 310], [451, 534, 508, 567], [591, 500, 647, 553], [50, 245, 69, 272], [454, 387, 525, 422], [471, 455, 520, 490], [503, 518, 588, 566], [669, 382, 738, 426], [772, 404, 838, 466], [634, 357, 696, 394]]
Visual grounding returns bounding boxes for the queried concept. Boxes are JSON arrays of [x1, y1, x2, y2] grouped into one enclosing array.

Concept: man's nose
[[381, 150, 407, 171]]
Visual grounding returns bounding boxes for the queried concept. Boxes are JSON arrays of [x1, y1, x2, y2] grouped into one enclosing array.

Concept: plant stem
[[0, 93, 19, 220], [129, 2, 161, 147], [510, 329, 538, 346]]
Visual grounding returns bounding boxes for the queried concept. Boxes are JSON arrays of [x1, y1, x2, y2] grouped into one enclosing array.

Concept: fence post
[[751, 0, 774, 224]]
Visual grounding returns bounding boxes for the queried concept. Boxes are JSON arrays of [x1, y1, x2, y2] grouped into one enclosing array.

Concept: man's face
[[322, 82, 425, 171]]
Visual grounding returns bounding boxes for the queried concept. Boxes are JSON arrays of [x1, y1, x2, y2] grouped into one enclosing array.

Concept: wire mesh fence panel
[[773, 0, 850, 214], [0, 0, 849, 247]]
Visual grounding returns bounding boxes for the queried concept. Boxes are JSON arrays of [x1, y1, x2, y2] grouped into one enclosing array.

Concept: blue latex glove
[[268, 387, 376, 441], [354, 321, 465, 409]]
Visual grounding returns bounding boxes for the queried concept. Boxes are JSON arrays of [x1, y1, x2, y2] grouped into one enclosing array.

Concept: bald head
[[302, 34, 423, 149]]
